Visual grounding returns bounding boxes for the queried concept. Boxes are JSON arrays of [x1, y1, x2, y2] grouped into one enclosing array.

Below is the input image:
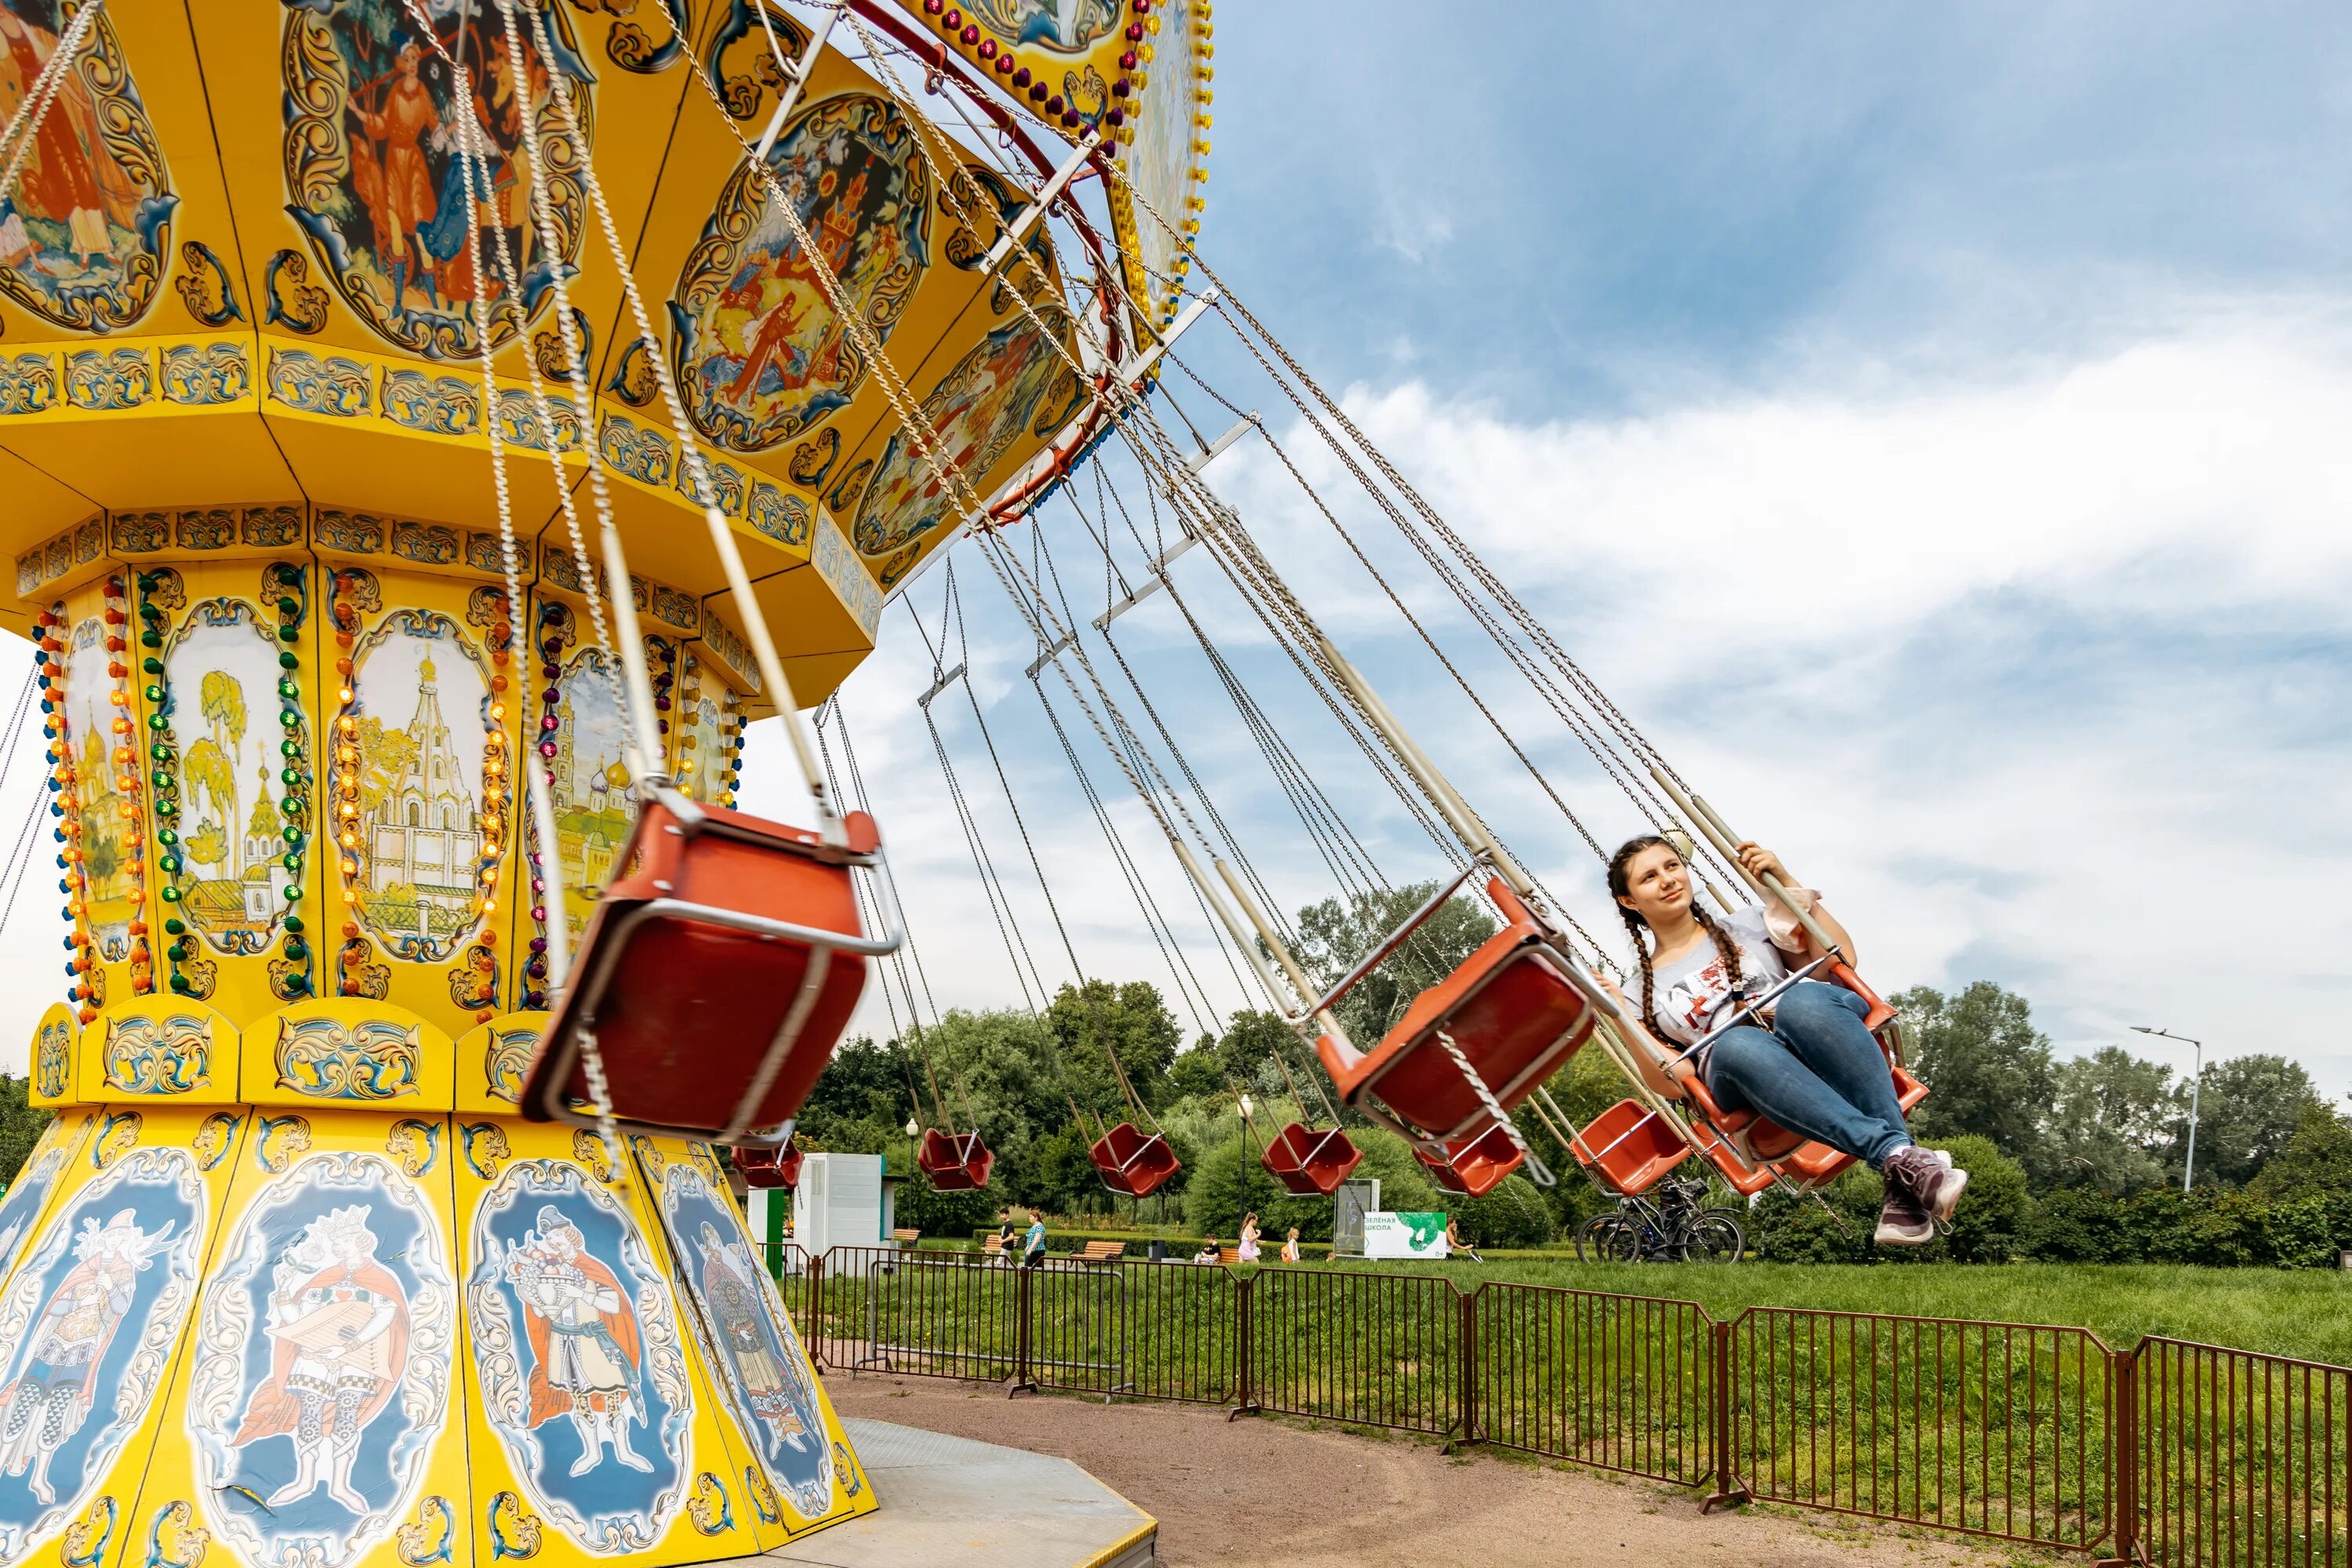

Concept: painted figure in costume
[[0, 1212, 176, 1504], [720, 174, 866, 405], [691, 1221, 806, 1449], [505, 1207, 651, 1476], [0, 2, 138, 267], [354, 42, 441, 313], [232, 1206, 411, 1512]]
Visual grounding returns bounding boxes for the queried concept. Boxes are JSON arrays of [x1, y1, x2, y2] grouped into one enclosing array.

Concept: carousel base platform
[[758, 1418, 1156, 1568]]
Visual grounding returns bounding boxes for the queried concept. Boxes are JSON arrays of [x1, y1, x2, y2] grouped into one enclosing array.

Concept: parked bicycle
[[1576, 1177, 1746, 1263]]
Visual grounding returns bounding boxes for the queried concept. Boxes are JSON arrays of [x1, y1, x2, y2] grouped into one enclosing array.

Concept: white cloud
[[1, 315, 2344, 1108]]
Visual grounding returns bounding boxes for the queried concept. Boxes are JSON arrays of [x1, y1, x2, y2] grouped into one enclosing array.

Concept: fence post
[[2098, 1345, 2140, 1567], [1704, 1317, 1750, 1511], [808, 1250, 826, 1372], [1228, 1272, 1259, 1420], [1454, 1285, 1479, 1451], [1010, 1260, 1039, 1396]]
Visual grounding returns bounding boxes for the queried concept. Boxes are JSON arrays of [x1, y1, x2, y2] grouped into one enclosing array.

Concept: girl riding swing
[[1599, 835, 1967, 1245]]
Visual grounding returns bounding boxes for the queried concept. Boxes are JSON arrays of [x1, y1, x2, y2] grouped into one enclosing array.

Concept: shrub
[[2025, 1188, 2132, 1263], [1922, 1134, 2030, 1264]]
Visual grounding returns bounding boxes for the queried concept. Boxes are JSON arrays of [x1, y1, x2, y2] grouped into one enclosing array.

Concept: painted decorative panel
[[278, 0, 591, 358], [0, 1146, 205, 1557], [60, 611, 136, 964], [670, 93, 931, 452], [185, 1147, 455, 1568], [466, 1160, 690, 1553], [848, 308, 1083, 558], [0, 0, 177, 333]]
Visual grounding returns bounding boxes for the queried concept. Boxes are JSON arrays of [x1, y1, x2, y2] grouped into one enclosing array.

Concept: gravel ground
[[825, 1374, 2033, 1568]]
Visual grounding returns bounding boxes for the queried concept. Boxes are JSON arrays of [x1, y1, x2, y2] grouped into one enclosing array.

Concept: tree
[[2041, 1047, 2177, 1193], [795, 1035, 916, 1153], [2249, 1102, 2352, 1200], [2186, 1054, 2325, 1189], [1896, 982, 2056, 1172], [1046, 979, 1182, 1115], [1294, 881, 1497, 1047], [0, 1076, 49, 1186]]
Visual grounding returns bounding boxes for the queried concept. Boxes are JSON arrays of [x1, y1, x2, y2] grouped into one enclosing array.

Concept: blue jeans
[[1702, 982, 1911, 1169]]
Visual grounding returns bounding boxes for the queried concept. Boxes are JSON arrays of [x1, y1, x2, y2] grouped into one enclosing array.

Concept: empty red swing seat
[[1570, 1100, 1692, 1196], [1413, 1123, 1525, 1198], [1318, 879, 1598, 1144], [916, 1127, 995, 1192], [1090, 1121, 1181, 1199], [737, 1138, 803, 1189], [522, 794, 896, 1143], [1260, 1122, 1364, 1196]]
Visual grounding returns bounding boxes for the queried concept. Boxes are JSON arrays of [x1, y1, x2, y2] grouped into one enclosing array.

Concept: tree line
[[795, 880, 2351, 1258]]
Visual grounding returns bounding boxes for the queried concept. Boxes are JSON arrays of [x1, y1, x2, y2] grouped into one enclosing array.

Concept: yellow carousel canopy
[[0, 0, 1227, 700]]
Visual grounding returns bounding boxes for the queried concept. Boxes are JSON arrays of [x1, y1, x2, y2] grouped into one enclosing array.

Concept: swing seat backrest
[[522, 796, 886, 1142], [1261, 1122, 1364, 1196], [1414, 1123, 1525, 1199], [1090, 1122, 1181, 1199], [916, 1128, 995, 1192], [1570, 1100, 1693, 1196], [736, 1137, 802, 1189], [1316, 879, 1597, 1143]]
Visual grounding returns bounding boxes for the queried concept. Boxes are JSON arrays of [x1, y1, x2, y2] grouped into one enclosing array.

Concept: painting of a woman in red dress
[[0, 0, 168, 325]]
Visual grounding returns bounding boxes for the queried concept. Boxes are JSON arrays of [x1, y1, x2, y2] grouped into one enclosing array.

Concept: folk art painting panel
[[670, 91, 931, 454], [278, 0, 592, 359], [465, 1158, 688, 1555], [0, 1116, 215, 1566], [0, 0, 176, 335], [182, 1143, 457, 1568], [648, 1146, 848, 1526], [846, 308, 1083, 560]]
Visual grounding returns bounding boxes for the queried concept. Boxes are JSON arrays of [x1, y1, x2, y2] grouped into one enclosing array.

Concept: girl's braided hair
[[1607, 835, 1744, 1041]]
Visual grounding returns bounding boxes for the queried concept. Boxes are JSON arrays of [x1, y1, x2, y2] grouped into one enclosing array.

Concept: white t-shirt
[[1636, 906, 1803, 1049]]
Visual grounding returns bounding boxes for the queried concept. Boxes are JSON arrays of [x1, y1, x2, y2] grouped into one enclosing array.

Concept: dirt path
[[825, 1374, 2031, 1568]]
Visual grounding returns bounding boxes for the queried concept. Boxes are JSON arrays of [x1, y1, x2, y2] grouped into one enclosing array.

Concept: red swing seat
[[916, 1128, 995, 1192], [1091, 1121, 1181, 1198], [1260, 1122, 1364, 1196], [521, 793, 895, 1143], [1316, 879, 1599, 1144], [1413, 1123, 1525, 1198], [1570, 1100, 1693, 1196], [736, 1138, 803, 1189]]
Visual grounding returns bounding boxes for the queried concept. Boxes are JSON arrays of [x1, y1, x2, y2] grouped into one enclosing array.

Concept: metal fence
[[2132, 1338, 2352, 1567], [756, 1243, 2348, 1564]]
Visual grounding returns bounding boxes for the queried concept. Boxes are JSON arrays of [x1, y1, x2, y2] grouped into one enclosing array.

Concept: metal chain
[[1436, 1029, 1553, 1189]]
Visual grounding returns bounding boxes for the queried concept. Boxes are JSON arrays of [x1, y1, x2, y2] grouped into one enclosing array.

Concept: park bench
[[1075, 1240, 1127, 1264], [891, 1228, 920, 1250]]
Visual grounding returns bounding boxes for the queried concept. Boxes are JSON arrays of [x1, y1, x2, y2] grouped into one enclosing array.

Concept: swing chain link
[[1434, 1029, 1554, 1189]]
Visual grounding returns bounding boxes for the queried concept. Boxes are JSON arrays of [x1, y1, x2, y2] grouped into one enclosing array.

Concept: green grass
[[1287, 1258, 2352, 1367]]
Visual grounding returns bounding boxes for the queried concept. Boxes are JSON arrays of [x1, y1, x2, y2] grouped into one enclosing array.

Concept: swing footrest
[[1685, 1065, 1927, 1192], [1091, 1122, 1181, 1198], [521, 795, 895, 1143], [1414, 1124, 1524, 1198], [1317, 879, 1598, 1143], [737, 1138, 803, 1189], [1261, 1122, 1363, 1196], [916, 1129, 995, 1192], [1570, 1100, 1693, 1196]]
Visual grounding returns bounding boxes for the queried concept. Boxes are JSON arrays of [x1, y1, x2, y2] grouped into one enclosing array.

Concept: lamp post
[[1238, 1091, 1255, 1220], [2132, 1025, 2204, 1191]]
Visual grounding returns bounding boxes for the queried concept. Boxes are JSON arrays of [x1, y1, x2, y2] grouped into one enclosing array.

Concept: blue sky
[[800, 2, 2352, 1101]]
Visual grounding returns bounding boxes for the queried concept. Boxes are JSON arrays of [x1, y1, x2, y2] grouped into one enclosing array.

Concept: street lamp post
[[2132, 1025, 2204, 1191], [1239, 1092, 1256, 1221]]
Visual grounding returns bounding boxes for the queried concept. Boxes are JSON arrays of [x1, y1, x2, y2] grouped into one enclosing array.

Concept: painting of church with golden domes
[[347, 611, 499, 964]]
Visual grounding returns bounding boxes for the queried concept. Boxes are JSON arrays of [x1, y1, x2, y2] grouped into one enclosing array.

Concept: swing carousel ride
[[0, 0, 1929, 1563]]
